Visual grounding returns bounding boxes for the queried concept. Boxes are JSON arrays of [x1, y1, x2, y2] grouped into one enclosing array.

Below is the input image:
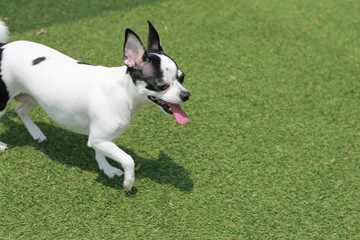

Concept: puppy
[[0, 20, 190, 192]]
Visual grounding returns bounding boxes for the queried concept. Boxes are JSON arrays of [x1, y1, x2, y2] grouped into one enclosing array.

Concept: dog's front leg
[[90, 140, 135, 192], [95, 151, 124, 178]]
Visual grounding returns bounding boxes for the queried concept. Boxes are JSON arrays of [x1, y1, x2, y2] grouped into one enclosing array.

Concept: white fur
[[1, 40, 146, 191], [0, 19, 9, 43], [0, 142, 7, 151], [0, 21, 188, 192]]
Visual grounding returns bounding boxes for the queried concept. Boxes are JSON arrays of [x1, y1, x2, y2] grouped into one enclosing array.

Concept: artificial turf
[[1, 0, 360, 239]]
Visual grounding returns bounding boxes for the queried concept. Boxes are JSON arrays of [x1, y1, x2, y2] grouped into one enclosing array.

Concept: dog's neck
[[124, 70, 151, 120]]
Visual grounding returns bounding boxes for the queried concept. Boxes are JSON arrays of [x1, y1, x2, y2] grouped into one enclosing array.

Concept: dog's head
[[123, 21, 190, 125]]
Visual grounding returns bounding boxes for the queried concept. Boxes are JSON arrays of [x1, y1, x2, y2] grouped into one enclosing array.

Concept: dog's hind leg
[[95, 151, 124, 178], [15, 94, 47, 142]]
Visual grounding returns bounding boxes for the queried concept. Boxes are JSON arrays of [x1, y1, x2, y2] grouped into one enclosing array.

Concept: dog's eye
[[178, 72, 185, 84], [156, 82, 169, 91]]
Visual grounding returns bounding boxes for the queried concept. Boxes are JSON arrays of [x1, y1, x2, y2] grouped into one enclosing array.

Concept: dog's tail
[[0, 19, 9, 43]]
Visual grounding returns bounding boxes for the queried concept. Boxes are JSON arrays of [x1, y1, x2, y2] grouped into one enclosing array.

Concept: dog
[[0, 20, 190, 192]]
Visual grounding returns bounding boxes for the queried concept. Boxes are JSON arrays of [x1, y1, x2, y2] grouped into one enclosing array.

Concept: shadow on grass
[[0, 114, 193, 193], [0, 0, 164, 33]]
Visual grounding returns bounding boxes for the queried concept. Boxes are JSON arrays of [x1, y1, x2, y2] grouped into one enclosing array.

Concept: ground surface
[[1, 0, 360, 239]]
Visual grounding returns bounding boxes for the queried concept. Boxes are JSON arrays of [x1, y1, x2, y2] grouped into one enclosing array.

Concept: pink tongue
[[167, 103, 189, 125]]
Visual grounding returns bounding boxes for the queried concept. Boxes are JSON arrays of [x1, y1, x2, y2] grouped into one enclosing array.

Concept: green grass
[[1, 0, 360, 239]]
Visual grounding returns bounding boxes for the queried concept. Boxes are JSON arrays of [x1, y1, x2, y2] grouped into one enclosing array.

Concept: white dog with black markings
[[0, 20, 190, 192]]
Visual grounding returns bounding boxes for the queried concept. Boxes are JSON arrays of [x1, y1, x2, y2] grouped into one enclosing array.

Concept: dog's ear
[[123, 29, 146, 68], [147, 21, 163, 53]]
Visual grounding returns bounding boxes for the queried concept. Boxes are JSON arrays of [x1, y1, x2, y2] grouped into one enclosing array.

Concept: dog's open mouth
[[148, 96, 172, 114], [148, 96, 189, 125]]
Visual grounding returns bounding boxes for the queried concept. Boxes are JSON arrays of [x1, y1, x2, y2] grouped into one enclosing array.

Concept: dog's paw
[[123, 177, 134, 193], [32, 132, 47, 143], [101, 165, 124, 178], [0, 142, 8, 151], [35, 135, 47, 143], [27, 125, 47, 143]]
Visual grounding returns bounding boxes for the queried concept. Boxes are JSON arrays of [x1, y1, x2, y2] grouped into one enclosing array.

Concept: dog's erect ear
[[123, 29, 146, 68], [147, 21, 163, 53]]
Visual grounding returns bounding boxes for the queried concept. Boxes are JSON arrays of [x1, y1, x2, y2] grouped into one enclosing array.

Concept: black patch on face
[[32, 57, 46, 65], [0, 43, 10, 111], [77, 61, 91, 65], [126, 53, 166, 92]]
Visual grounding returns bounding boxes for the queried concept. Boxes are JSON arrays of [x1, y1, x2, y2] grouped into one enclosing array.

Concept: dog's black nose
[[180, 91, 190, 102]]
